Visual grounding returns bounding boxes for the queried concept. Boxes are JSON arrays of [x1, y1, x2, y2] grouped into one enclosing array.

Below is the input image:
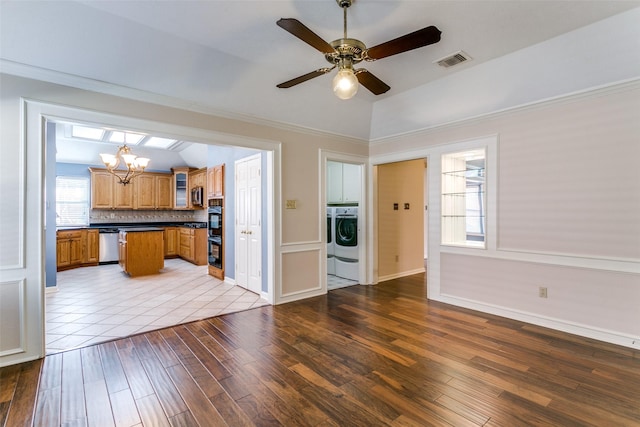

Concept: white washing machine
[[334, 206, 359, 280], [326, 207, 335, 275], [334, 207, 358, 260]]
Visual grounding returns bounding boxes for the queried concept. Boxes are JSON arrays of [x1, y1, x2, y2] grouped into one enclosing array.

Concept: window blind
[[56, 176, 90, 226]]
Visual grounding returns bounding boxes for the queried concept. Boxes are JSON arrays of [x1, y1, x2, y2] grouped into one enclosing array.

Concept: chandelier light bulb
[[332, 68, 358, 100]]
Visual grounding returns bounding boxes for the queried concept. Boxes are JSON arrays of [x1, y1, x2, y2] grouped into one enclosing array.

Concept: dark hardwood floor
[[2, 273, 639, 426]]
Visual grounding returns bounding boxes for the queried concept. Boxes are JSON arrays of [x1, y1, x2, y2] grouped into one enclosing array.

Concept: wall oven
[[208, 205, 223, 269]]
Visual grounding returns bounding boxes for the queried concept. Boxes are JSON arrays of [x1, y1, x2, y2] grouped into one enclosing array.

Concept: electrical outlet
[[285, 200, 297, 209], [539, 287, 548, 298]]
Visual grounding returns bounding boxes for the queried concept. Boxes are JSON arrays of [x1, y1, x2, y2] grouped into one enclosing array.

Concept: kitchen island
[[118, 227, 164, 277]]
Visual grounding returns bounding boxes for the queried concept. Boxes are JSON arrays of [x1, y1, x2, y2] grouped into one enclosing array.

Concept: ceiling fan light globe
[[333, 69, 358, 100]]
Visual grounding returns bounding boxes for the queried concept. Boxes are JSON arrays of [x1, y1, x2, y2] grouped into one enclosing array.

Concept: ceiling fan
[[276, 0, 441, 100]]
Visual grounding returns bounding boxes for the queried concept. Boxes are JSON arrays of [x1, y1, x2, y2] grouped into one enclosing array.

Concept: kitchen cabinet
[[89, 168, 134, 209], [207, 164, 224, 198], [57, 229, 100, 271], [179, 227, 207, 265], [119, 228, 164, 277], [327, 161, 360, 204], [85, 229, 99, 264], [172, 167, 192, 209], [190, 168, 206, 190], [133, 173, 173, 210], [164, 227, 179, 257], [56, 230, 83, 270]]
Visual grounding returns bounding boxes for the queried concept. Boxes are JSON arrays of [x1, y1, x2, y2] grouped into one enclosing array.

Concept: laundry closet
[[326, 160, 361, 289]]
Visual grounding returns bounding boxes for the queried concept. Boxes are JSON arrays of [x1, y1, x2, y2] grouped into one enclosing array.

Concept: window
[[441, 149, 486, 248], [56, 176, 90, 226]]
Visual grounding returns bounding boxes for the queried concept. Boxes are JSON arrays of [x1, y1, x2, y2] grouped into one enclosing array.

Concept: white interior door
[[235, 154, 262, 294]]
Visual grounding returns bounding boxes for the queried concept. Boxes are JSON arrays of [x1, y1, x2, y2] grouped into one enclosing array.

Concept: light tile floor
[[46, 258, 269, 354], [327, 274, 358, 290]]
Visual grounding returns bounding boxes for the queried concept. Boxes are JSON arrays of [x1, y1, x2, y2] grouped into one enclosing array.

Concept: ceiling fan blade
[[277, 67, 334, 89], [365, 25, 441, 60], [355, 69, 390, 95], [277, 18, 336, 54]]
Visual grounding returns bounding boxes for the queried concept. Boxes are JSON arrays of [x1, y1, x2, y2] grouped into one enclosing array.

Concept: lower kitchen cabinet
[[57, 229, 99, 271], [85, 229, 99, 264], [164, 227, 179, 257], [179, 227, 207, 265], [56, 230, 82, 270]]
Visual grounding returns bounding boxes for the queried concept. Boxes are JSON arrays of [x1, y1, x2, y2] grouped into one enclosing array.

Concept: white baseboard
[[45, 286, 58, 294], [378, 267, 426, 283], [435, 293, 640, 350]]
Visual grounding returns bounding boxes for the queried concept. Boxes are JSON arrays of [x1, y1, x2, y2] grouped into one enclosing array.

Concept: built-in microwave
[[191, 186, 204, 207]]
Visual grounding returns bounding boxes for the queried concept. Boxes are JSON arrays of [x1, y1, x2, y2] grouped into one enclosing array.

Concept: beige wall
[[371, 81, 640, 347], [377, 159, 426, 279]]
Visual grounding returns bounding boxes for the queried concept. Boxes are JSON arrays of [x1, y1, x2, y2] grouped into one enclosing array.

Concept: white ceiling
[[1, 0, 639, 141]]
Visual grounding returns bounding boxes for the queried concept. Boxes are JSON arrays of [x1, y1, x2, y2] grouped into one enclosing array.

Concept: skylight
[[145, 137, 178, 149], [109, 131, 144, 145], [71, 125, 105, 140]]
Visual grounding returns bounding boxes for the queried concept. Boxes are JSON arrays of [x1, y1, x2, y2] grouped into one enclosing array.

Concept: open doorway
[[375, 159, 427, 284], [325, 159, 365, 290], [44, 115, 276, 354]]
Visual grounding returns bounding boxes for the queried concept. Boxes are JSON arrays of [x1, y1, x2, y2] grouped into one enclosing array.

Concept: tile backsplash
[[90, 209, 207, 224]]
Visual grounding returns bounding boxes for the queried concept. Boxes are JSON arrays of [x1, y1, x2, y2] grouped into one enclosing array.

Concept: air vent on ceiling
[[434, 51, 472, 68]]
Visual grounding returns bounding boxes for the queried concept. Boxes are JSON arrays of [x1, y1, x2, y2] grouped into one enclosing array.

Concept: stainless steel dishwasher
[[98, 228, 119, 263]]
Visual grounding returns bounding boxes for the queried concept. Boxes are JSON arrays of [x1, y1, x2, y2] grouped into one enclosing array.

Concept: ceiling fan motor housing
[[336, 0, 353, 8], [325, 38, 366, 66]]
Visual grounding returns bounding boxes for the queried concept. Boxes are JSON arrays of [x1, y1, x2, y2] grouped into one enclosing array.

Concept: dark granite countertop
[[118, 227, 164, 232], [88, 222, 206, 229]]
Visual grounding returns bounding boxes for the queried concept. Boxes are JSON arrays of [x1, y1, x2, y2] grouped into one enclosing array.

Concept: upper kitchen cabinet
[[190, 168, 206, 190], [207, 164, 224, 199], [327, 161, 360, 204], [172, 167, 192, 209], [90, 168, 134, 209], [133, 173, 173, 210]]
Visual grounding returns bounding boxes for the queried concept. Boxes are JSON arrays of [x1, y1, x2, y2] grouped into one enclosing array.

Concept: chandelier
[[99, 136, 149, 185]]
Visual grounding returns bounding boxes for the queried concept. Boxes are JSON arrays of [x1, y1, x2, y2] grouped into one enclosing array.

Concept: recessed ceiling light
[[71, 125, 104, 140], [145, 137, 178, 149]]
